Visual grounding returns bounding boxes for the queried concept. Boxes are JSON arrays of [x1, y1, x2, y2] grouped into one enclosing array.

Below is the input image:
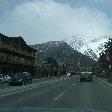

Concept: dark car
[[23, 72, 32, 85], [9, 72, 32, 86], [80, 72, 93, 82]]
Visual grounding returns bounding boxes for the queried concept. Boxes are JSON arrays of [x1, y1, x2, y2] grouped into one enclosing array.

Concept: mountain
[[66, 34, 108, 60], [31, 41, 96, 67]]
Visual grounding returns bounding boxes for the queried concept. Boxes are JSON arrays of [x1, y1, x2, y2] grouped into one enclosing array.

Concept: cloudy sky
[[0, 0, 112, 45]]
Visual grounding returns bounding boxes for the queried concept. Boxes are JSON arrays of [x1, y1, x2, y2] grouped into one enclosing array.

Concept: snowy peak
[[84, 48, 97, 60], [31, 40, 96, 66], [42, 41, 65, 47], [66, 34, 108, 60], [67, 34, 85, 51]]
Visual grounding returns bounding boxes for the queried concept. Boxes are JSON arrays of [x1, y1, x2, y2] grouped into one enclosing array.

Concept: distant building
[[0, 33, 37, 76]]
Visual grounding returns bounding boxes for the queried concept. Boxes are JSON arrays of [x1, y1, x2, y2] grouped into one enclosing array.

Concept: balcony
[[0, 42, 11, 51], [0, 42, 36, 58]]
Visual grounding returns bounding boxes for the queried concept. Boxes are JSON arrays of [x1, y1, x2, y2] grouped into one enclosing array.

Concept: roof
[[0, 33, 37, 52]]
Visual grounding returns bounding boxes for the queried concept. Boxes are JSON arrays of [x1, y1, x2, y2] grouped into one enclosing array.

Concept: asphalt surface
[[0, 76, 112, 112]]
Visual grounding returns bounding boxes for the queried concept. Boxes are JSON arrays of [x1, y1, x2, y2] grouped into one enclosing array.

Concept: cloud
[[93, 0, 112, 4], [0, 0, 111, 44]]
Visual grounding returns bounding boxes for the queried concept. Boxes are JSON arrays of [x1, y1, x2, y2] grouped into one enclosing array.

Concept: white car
[[0, 74, 11, 83], [4, 75, 11, 82]]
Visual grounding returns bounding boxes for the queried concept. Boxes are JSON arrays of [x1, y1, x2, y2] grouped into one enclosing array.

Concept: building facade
[[0, 33, 37, 76]]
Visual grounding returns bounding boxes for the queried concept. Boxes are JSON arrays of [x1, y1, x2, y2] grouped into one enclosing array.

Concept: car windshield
[[0, 0, 112, 112]]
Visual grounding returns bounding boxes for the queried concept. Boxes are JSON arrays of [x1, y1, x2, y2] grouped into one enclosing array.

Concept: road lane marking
[[98, 77, 112, 88], [0, 81, 56, 98], [72, 83, 76, 86], [54, 93, 64, 101], [104, 82, 112, 88]]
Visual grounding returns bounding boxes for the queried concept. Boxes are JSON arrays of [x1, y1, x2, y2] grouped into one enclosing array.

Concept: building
[[0, 33, 37, 76]]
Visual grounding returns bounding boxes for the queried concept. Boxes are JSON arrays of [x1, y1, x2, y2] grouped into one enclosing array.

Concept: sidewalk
[[98, 76, 112, 88], [0, 75, 68, 98]]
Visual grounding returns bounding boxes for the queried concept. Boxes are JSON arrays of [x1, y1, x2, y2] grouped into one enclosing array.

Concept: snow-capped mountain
[[66, 34, 108, 60], [31, 41, 96, 66]]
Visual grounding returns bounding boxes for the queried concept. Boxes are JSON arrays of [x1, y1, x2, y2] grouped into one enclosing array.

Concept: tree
[[98, 38, 112, 76], [45, 57, 58, 68], [41, 57, 58, 77]]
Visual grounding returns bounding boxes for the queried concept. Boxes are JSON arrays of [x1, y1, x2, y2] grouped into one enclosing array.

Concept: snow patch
[[65, 34, 108, 60]]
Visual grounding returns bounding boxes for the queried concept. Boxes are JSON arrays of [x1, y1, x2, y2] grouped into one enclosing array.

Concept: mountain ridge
[[31, 41, 96, 67], [65, 34, 108, 60]]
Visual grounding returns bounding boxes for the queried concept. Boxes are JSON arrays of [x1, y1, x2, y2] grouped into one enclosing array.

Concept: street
[[0, 76, 112, 112]]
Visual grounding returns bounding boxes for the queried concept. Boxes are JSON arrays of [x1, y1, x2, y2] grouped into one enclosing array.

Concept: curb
[[104, 82, 112, 88], [98, 77, 112, 88], [0, 77, 68, 98]]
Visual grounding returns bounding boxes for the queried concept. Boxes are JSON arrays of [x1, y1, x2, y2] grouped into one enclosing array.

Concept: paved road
[[0, 76, 112, 112]]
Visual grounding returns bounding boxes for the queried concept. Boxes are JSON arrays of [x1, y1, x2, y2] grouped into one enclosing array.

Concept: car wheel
[[19, 81, 23, 86], [24, 81, 26, 85]]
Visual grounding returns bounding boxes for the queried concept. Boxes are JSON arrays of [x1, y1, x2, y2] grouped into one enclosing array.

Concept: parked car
[[9, 72, 32, 86], [3, 75, 11, 82], [0, 74, 11, 83], [80, 72, 93, 82], [0, 74, 4, 83], [22, 72, 32, 85]]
